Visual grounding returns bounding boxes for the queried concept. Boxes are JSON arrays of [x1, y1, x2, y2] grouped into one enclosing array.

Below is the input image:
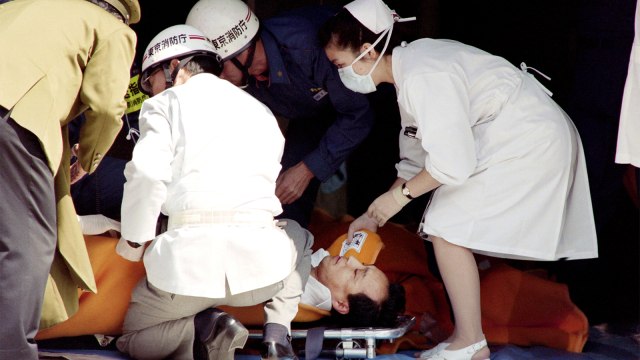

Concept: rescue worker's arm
[[276, 70, 373, 204], [115, 237, 148, 262], [121, 97, 173, 243], [78, 26, 136, 174], [275, 162, 314, 204], [303, 46, 375, 179]]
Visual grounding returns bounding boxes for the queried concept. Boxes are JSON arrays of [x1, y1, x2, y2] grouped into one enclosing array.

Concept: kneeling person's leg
[[116, 278, 216, 359]]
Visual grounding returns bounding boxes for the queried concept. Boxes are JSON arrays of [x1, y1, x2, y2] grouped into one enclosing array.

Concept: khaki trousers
[[116, 220, 313, 359]]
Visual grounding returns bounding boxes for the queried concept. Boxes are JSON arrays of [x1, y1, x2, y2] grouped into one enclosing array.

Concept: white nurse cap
[[344, 0, 415, 34]]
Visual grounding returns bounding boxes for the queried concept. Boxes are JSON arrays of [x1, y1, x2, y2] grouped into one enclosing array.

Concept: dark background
[[132, 0, 639, 327]]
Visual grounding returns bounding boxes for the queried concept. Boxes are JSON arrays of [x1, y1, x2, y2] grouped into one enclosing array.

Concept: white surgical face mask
[[338, 26, 393, 94], [338, 65, 377, 94]]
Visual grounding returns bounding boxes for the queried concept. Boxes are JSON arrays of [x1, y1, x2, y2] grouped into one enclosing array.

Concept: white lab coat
[[615, 2, 640, 167], [121, 73, 292, 298], [393, 39, 598, 261]]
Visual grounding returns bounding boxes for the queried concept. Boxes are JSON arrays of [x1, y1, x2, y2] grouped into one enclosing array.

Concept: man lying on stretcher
[[295, 231, 405, 329], [81, 215, 405, 360]]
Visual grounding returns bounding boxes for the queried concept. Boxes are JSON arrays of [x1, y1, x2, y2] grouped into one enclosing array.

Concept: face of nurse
[[319, 9, 397, 93], [314, 255, 389, 314], [325, 43, 375, 75], [325, 40, 393, 94]]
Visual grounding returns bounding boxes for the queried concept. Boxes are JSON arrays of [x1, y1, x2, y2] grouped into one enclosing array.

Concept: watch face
[[402, 184, 412, 198]]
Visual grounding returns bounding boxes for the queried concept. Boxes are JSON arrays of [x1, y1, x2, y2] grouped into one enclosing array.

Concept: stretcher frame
[[246, 315, 416, 359]]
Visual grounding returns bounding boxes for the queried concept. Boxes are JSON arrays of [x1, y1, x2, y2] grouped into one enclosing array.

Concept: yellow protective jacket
[[0, 0, 136, 328]]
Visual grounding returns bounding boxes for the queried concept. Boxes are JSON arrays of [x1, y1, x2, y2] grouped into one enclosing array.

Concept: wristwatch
[[401, 182, 414, 200]]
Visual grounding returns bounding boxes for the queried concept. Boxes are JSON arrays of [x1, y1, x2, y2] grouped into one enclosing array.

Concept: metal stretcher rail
[[247, 315, 416, 359]]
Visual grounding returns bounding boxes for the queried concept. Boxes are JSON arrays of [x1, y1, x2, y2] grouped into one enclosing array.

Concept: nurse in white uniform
[[320, 0, 598, 359]]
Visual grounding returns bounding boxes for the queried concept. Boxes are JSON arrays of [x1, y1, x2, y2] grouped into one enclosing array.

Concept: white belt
[[168, 209, 275, 230]]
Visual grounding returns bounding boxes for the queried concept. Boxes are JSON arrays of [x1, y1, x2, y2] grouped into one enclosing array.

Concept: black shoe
[[193, 308, 248, 360], [261, 340, 298, 360]]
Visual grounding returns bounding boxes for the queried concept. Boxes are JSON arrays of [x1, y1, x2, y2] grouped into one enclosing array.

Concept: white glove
[[78, 214, 121, 235], [115, 237, 145, 262]]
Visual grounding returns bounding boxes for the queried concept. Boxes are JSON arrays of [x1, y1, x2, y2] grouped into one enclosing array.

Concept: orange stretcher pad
[[36, 209, 589, 355], [35, 226, 384, 339]]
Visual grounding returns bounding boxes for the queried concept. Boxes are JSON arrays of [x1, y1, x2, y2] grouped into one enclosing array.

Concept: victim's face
[[315, 255, 389, 307]]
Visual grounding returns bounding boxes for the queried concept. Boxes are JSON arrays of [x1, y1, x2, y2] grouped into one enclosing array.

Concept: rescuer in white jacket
[[115, 25, 306, 360]]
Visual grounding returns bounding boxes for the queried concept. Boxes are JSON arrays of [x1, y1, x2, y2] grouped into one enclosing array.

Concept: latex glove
[[347, 213, 379, 243], [366, 186, 411, 227], [115, 237, 145, 262], [275, 162, 314, 204]]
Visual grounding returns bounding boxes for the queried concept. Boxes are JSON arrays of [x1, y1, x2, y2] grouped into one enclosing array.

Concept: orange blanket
[[307, 209, 589, 353], [36, 235, 146, 339], [36, 209, 589, 354], [478, 259, 589, 352]]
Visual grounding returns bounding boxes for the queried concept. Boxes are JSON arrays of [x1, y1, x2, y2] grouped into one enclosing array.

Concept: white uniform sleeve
[[78, 214, 121, 235], [121, 98, 174, 243], [115, 237, 145, 262], [396, 104, 428, 180], [402, 73, 476, 185]]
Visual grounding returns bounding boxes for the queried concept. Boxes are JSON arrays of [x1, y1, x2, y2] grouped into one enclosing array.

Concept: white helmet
[[141, 24, 218, 74], [186, 0, 260, 61], [139, 24, 219, 94]]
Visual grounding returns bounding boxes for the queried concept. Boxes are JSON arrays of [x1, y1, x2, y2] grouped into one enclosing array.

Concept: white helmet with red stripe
[[140, 24, 217, 75], [139, 24, 219, 94], [186, 0, 260, 61]]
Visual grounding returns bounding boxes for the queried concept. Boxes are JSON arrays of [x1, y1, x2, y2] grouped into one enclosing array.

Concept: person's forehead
[[354, 276, 387, 304], [364, 265, 385, 281], [357, 266, 386, 288], [326, 46, 354, 60]]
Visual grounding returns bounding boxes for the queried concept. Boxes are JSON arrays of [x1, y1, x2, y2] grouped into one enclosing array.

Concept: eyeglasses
[[139, 67, 162, 96]]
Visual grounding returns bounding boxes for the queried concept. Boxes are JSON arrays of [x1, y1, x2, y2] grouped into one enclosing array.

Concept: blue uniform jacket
[[246, 6, 374, 181]]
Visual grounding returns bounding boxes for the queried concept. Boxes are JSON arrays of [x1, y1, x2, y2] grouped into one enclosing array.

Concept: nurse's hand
[[367, 186, 411, 227], [348, 213, 379, 243], [276, 162, 314, 204]]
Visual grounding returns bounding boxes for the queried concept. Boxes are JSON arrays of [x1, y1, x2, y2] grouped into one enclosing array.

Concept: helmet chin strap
[[161, 64, 173, 89], [161, 56, 196, 89], [229, 42, 256, 89]]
